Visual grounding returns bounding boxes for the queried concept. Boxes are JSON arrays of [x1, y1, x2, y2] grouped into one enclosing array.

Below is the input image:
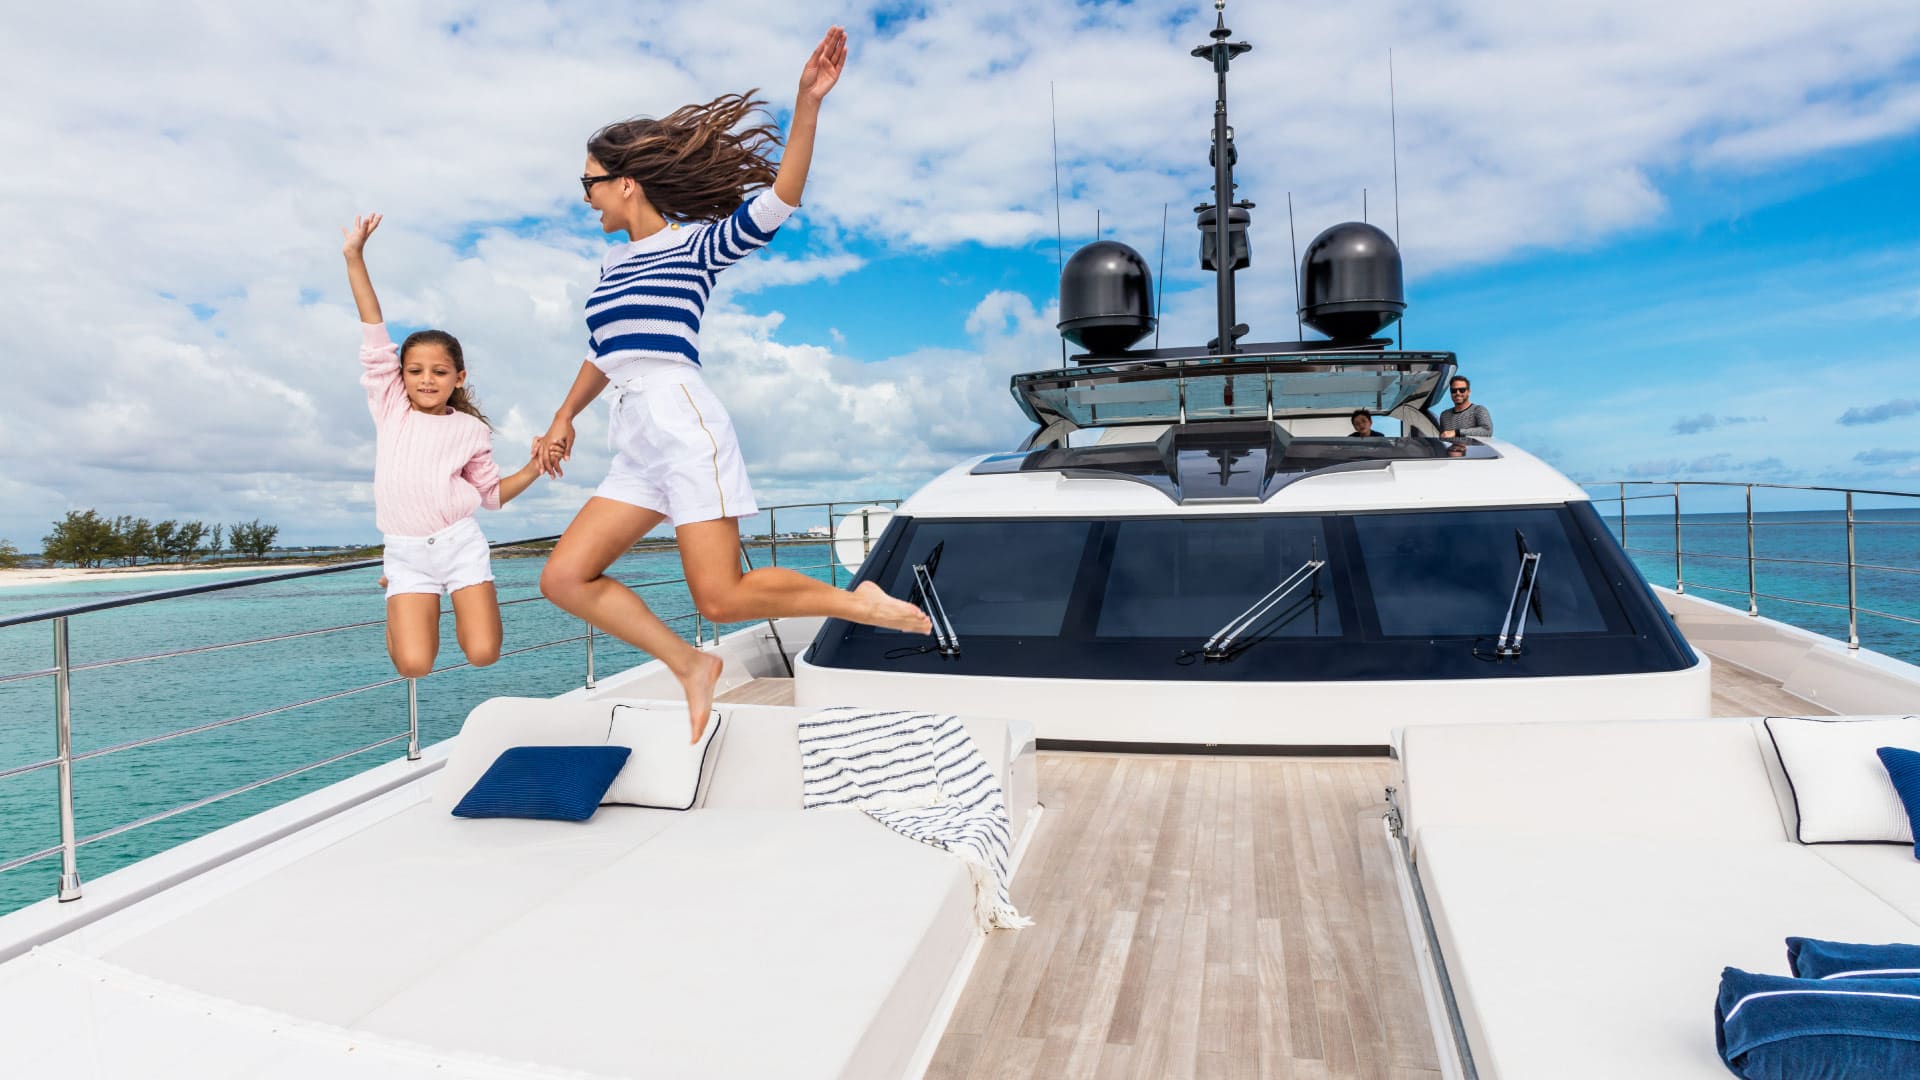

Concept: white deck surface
[[0, 703, 1007, 1080]]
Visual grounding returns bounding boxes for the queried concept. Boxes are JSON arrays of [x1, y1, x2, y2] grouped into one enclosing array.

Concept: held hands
[[798, 26, 847, 107], [342, 213, 382, 259], [534, 416, 575, 479]]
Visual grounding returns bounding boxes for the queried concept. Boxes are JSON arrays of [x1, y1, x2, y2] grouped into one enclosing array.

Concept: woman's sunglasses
[[580, 173, 623, 195]]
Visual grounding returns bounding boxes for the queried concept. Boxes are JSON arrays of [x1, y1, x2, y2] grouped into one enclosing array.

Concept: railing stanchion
[[406, 677, 420, 762], [1746, 484, 1758, 616], [827, 503, 839, 587], [694, 613, 704, 647], [1847, 491, 1859, 650], [54, 616, 82, 901], [584, 622, 597, 690], [1672, 483, 1684, 593], [1618, 481, 1627, 550], [768, 508, 778, 567]]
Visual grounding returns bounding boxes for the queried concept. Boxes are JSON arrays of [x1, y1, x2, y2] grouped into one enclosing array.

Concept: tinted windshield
[[1352, 508, 1612, 637], [1095, 517, 1338, 639], [808, 502, 1688, 682]]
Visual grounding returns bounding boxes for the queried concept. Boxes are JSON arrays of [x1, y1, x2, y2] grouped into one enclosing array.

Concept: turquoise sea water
[[1599, 507, 1920, 659], [0, 543, 838, 916], [1, 510, 1916, 917]]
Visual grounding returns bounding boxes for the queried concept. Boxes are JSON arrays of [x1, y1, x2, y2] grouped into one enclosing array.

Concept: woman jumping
[[536, 26, 929, 741]]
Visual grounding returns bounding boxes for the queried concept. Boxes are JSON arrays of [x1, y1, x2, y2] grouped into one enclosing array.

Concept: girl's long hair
[[588, 92, 781, 222], [399, 329, 489, 427]]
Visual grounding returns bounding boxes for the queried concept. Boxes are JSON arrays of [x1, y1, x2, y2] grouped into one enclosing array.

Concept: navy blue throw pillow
[[1875, 746, 1920, 858], [452, 746, 632, 822], [1717, 966, 1920, 1079], [1789, 937, 1920, 981]]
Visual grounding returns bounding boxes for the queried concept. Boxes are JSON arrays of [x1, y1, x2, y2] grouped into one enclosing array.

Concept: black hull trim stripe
[[1037, 738, 1390, 758]]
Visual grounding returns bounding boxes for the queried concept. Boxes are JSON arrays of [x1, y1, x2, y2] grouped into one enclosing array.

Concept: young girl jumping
[[343, 214, 545, 679], [535, 26, 929, 742]]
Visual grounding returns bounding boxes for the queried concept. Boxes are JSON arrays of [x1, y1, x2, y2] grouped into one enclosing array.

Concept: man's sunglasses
[[1449, 387, 1470, 394], [580, 173, 623, 195]]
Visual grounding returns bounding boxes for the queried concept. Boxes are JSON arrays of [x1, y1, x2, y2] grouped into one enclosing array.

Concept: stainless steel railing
[[0, 499, 899, 904], [1583, 480, 1920, 652]]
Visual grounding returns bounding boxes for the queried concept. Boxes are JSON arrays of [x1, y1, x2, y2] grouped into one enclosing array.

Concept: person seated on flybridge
[[1438, 375, 1492, 437], [1347, 409, 1384, 437], [342, 213, 545, 679]]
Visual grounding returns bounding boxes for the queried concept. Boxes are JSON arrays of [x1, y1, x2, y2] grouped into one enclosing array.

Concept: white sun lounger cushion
[[1766, 715, 1920, 844], [600, 702, 722, 810]]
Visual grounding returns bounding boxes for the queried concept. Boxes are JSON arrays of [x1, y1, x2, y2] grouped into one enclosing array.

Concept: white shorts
[[594, 368, 758, 527], [383, 518, 493, 598]]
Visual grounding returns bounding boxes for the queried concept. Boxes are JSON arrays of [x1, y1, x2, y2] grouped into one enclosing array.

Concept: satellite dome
[[1299, 222, 1405, 343], [1058, 240, 1155, 354]]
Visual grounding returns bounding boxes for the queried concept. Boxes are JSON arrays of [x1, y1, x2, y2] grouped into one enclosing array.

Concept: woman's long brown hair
[[588, 92, 782, 222], [399, 329, 489, 427]]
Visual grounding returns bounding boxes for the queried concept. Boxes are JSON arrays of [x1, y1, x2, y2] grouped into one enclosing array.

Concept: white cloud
[[3, 1, 1920, 545]]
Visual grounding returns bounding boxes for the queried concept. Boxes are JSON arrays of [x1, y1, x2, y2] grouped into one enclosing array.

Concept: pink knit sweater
[[361, 323, 501, 537]]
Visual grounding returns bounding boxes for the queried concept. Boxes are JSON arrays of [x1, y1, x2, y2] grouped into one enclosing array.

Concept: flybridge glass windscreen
[[1016, 360, 1448, 428]]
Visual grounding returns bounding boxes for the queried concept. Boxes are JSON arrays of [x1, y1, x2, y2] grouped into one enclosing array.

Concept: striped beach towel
[[799, 707, 1032, 932]]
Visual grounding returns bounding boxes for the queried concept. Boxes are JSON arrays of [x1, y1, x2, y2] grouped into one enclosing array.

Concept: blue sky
[[3, 1, 1919, 545], [750, 122, 1920, 515]]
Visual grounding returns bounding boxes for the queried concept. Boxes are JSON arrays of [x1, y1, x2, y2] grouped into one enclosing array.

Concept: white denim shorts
[[382, 517, 493, 598], [594, 367, 758, 527]]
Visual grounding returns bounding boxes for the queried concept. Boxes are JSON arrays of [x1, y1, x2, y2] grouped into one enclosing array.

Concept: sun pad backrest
[[434, 698, 624, 808], [1396, 717, 1789, 848]]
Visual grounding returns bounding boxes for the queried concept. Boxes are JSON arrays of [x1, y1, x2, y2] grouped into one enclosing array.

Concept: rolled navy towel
[[1789, 937, 1920, 981], [1716, 966, 1920, 1080]]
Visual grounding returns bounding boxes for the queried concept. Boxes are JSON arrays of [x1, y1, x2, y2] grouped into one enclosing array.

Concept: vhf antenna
[[1051, 81, 1067, 366], [1390, 48, 1404, 349], [1287, 191, 1302, 341], [1193, 0, 1251, 355], [1155, 201, 1169, 348]]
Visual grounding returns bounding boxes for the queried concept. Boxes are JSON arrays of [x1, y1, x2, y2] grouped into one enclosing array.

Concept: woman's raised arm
[[771, 27, 847, 208]]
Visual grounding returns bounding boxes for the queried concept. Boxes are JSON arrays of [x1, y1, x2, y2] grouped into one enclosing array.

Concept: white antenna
[[1052, 81, 1066, 366], [1389, 48, 1404, 349], [1155, 202, 1168, 348], [1287, 191, 1302, 341]]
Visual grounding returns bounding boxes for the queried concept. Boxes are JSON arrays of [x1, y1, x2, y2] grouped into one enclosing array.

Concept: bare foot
[[854, 581, 934, 634], [677, 649, 724, 744]]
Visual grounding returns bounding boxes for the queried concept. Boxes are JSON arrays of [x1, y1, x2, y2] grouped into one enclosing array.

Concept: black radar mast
[[1193, 0, 1253, 354]]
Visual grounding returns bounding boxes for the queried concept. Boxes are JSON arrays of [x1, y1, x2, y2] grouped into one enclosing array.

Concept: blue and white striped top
[[585, 188, 797, 378]]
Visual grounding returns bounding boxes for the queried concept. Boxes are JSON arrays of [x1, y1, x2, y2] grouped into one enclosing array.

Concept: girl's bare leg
[[449, 582, 502, 667], [676, 518, 931, 633], [540, 498, 722, 742], [385, 594, 441, 679]]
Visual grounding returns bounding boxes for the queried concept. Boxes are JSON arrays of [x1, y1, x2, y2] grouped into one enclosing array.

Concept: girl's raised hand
[[341, 213, 383, 258], [798, 26, 847, 106]]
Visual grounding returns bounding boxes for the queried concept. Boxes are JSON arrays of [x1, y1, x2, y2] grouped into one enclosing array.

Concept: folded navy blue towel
[[1716, 967, 1920, 1079], [1789, 937, 1920, 981]]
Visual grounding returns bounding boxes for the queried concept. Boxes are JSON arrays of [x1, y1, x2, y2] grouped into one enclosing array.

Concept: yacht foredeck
[[709, 655, 1824, 1080]]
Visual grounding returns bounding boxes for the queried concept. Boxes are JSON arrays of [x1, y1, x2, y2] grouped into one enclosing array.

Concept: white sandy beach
[[0, 563, 326, 589]]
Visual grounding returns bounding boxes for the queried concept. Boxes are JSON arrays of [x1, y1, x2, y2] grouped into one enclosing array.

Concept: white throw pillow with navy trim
[[1766, 715, 1920, 844], [601, 702, 723, 811]]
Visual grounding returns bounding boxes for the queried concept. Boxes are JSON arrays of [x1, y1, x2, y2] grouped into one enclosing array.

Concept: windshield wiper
[[912, 562, 961, 657], [1493, 531, 1542, 658], [1202, 550, 1326, 661]]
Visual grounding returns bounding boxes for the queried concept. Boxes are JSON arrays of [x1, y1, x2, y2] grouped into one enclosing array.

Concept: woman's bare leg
[[677, 518, 930, 633], [540, 498, 721, 742], [385, 594, 441, 679]]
